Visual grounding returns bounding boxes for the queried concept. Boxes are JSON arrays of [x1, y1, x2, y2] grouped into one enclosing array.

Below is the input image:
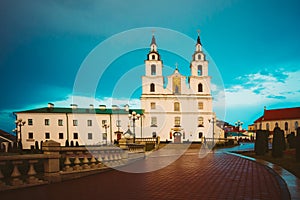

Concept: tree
[[272, 127, 285, 158]]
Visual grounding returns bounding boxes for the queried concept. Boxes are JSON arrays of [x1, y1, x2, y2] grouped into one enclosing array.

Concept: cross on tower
[[175, 62, 178, 70], [152, 29, 156, 36], [197, 29, 201, 36]]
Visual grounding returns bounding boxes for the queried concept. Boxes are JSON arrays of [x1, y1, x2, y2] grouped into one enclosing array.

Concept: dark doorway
[[174, 132, 182, 143]]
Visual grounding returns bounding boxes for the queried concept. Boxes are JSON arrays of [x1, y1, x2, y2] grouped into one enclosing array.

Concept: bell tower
[[142, 34, 164, 94], [189, 31, 211, 94], [145, 34, 163, 77]]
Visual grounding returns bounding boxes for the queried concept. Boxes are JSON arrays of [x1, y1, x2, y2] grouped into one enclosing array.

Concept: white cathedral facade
[[141, 34, 215, 143], [14, 33, 219, 149]]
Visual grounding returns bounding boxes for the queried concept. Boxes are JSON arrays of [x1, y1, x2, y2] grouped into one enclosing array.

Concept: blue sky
[[1, 0, 300, 133]]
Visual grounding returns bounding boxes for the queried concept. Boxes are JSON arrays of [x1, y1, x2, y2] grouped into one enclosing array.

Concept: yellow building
[[253, 107, 300, 136]]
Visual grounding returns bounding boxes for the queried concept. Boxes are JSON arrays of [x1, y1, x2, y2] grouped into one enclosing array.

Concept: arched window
[[198, 117, 204, 127], [266, 123, 270, 131], [198, 132, 203, 138], [295, 121, 299, 130], [198, 102, 203, 110], [150, 83, 155, 92], [198, 83, 203, 92], [174, 117, 180, 127], [259, 123, 262, 130], [152, 55, 155, 60], [174, 102, 180, 111], [151, 64, 156, 75], [152, 132, 157, 138], [151, 117, 157, 127], [198, 54, 201, 60], [198, 65, 202, 76], [285, 122, 288, 131]]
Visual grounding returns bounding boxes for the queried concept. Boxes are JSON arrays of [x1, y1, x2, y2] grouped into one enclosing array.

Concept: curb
[[226, 151, 300, 200]]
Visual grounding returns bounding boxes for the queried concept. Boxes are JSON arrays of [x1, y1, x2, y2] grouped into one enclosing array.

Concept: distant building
[[248, 124, 255, 131], [253, 106, 300, 136], [15, 104, 143, 149], [0, 129, 15, 152]]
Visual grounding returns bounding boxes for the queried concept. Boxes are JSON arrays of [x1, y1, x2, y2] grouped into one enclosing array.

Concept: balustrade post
[[27, 160, 40, 184], [90, 156, 97, 169], [0, 161, 6, 187], [109, 150, 114, 161], [82, 152, 90, 170], [64, 154, 73, 172], [104, 150, 109, 161], [42, 140, 61, 183], [10, 161, 23, 186], [97, 152, 103, 168], [73, 152, 82, 171]]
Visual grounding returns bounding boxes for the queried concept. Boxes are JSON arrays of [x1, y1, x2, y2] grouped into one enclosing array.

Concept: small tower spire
[[150, 30, 157, 52], [195, 29, 202, 52], [197, 29, 202, 45], [151, 30, 156, 45], [147, 31, 161, 61]]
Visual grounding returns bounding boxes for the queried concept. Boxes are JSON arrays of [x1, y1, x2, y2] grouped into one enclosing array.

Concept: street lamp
[[12, 128, 18, 149], [102, 123, 109, 145], [235, 120, 243, 142], [128, 111, 140, 143], [15, 118, 26, 150], [208, 117, 215, 145], [115, 106, 121, 132]]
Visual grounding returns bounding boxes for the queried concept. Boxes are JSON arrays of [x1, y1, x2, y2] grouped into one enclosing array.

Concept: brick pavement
[[0, 147, 290, 200]]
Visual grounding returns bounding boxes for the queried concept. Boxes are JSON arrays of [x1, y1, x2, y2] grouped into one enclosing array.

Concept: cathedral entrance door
[[173, 132, 182, 143]]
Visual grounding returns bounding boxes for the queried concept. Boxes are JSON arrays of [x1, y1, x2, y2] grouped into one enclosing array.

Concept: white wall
[[16, 111, 142, 149]]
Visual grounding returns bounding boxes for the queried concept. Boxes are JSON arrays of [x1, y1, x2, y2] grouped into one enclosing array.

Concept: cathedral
[[141, 33, 216, 142], [14, 33, 218, 149]]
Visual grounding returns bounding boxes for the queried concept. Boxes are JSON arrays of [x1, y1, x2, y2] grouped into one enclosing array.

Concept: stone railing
[[0, 153, 57, 191], [59, 146, 127, 173], [135, 136, 160, 151], [127, 144, 146, 153], [0, 140, 145, 191]]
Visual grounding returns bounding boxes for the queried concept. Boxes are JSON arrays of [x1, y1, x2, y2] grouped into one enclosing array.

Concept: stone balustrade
[[135, 136, 160, 151], [58, 146, 128, 172], [0, 141, 135, 191], [127, 144, 146, 152], [0, 154, 54, 191]]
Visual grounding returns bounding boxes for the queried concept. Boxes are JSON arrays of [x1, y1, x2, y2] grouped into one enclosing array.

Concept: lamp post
[[102, 123, 109, 145], [12, 128, 18, 149], [116, 106, 121, 132], [128, 111, 140, 143], [15, 118, 26, 150], [235, 120, 243, 143], [208, 117, 215, 145]]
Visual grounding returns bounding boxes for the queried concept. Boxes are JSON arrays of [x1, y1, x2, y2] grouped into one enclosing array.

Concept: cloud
[[222, 69, 300, 108], [42, 95, 141, 109], [0, 94, 141, 133], [266, 95, 286, 100]]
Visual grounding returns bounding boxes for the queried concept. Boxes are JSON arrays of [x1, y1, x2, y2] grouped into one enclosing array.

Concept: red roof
[[255, 107, 300, 122], [254, 116, 263, 123]]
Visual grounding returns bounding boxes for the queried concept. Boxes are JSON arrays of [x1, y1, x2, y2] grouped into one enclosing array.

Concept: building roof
[[0, 129, 16, 142], [15, 107, 144, 115], [151, 35, 156, 45], [254, 116, 263, 123], [254, 107, 300, 122], [197, 35, 202, 45]]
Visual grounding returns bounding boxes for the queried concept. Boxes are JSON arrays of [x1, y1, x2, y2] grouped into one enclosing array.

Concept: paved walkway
[[0, 144, 294, 200]]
